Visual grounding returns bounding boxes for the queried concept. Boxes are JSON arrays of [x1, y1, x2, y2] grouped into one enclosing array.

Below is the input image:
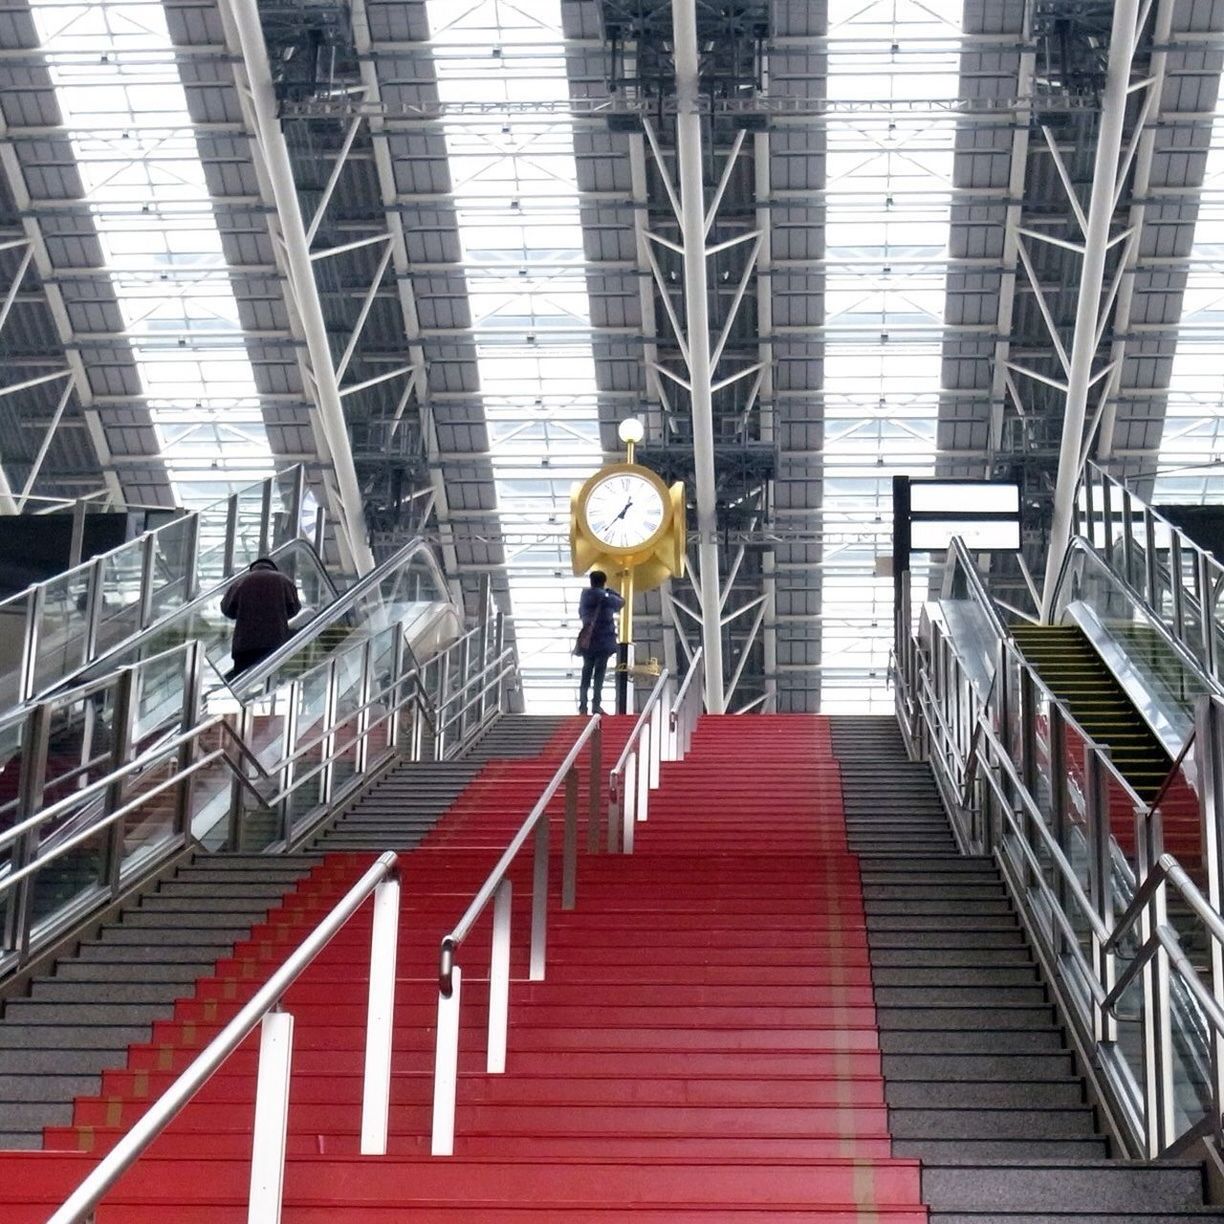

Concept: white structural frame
[[219, 0, 380, 575], [1036, 0, 1169, 616], [633, 0, 780, 714]]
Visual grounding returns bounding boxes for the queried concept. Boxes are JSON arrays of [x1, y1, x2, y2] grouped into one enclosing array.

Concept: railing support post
[[487, 879, 512, 1073], [431, 966, 461, 1157], [637, 722, 651, 824], [360, 873, 400, 1155], [587, 719, 602, 855], [173, 642, 203, 839], [102, 667, 137, 896], [529, 815, 549, 981], [649, 696, 662, 789], [1085, 748, 1117, 1047], [247, 1010, 294, 1224], [562, 767, 579, 909], [622, 751, 637, 854], [1198, 695, 1224, 1132], [4, 701, 50, 958]]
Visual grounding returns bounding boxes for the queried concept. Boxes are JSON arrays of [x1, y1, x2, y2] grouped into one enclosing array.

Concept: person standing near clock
[[576, 570, 624, 715]]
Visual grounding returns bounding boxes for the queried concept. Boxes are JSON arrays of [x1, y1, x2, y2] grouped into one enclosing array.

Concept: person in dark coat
[[577, 570, 624, 715], [220, 557, 302, 678]]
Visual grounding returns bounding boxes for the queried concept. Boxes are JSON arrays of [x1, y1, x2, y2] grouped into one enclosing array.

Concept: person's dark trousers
[[578, 652, 609, 714], [228, 646, 274, 680]]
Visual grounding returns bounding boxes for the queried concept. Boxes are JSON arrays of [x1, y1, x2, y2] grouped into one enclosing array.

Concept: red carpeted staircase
[[1, 714, 926, 1220]]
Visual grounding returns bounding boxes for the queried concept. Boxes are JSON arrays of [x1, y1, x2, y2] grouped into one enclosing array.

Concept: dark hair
[[590, 570, 607, 587], [251, 557, 278, 572]]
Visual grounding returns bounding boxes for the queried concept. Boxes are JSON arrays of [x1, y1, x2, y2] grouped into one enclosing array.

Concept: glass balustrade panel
[[231, 484, 269, 572], [283, 671, 329, 839], [328, 650, 366, 800], [31, 567, 94, 697], [118, 757, 179, 878], [145, 514, 195, 626], [28, 822, 109, 938]]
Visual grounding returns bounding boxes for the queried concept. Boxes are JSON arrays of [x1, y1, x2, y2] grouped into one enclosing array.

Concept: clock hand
[[613, 499, 633, 522]]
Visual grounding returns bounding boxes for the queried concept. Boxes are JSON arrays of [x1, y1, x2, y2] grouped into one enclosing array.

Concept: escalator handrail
[[1084, 459, 1224, 594], [223, 537, 450, 699], [31, 536, 338, 708], [944, 536, 1010, 643], [1051, 536, 1224, 699], [0, 467, 302, 618], [0, 636, 202, 741]]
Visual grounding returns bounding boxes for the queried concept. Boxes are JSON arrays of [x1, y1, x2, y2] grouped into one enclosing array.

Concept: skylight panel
[[29, 0, 275, 510], [1154, 88, 1224, 500], [818, 0, 961, 714], [425, 0, 603, 712]]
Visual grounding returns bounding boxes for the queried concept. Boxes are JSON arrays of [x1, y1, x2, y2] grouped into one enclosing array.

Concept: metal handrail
[[49, 852, 400, 1224], [1084, 459, 1224, 597], [671, 647, 703, 714], [0, 636, 200, 739], [226, 536, 446, 696], [430, 715, 603, 1157], [436, 651, 516, 735], [612, 669, 670, 775], [608, 670, 670, 853], [0, 466, 298, 617], [901, 568, 1224, 1159], [1052, 537, 1224, 698], [59, 536, 336, 702], [438, 715, 602, 996], [945, 536, 1010, 640]]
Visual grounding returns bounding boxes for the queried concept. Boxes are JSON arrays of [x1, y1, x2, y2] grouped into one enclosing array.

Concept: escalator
[[0, 536, 464, 943], [1011, 624, 1173, 800]]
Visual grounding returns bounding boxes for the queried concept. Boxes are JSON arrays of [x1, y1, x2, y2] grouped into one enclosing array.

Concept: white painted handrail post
[[359, 873, 400, 1155], [637, 722, 651, 823], [605, 772, 621, 855], [562, 766, 579, 909], [487, 879, 512, 1073], [623, 751, 638, 853], [431, 966, 462, 1156], [247, 1010, 294, 1224], [649, 698, 663, 788], [529, 815, 549, 980]]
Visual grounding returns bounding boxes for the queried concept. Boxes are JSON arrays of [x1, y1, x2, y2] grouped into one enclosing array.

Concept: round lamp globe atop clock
[[617, 417, 645, 445]]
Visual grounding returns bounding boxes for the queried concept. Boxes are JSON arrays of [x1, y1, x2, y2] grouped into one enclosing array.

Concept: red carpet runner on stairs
[[2, 714, 927, 1221]]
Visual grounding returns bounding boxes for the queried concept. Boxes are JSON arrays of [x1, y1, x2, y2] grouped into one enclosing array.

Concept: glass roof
[[817, 0, 960, 713], [1152, 86, 1224, 504], [29, 0, 276, 508], [425, 0, 603, 714]]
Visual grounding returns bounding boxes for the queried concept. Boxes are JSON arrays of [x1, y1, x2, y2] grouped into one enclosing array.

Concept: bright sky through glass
[[29, 0, 275, 508], [818, 0, 960, 712], [425, 0, 604, 712], [1152, 85, 1224, 503]]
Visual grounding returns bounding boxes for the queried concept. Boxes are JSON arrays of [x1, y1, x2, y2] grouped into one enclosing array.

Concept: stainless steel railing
[[0, 586, 513, 978], [48, 852, 401, 1224], [608, 669, 669, 853], [670, 646, 704, 759], [431, 716, 604, 1156], [897, 535, 1224, 1159], [1078, 460, 1224, 683], [0, 465, 316, 707], [428, 653, 710, 1155]]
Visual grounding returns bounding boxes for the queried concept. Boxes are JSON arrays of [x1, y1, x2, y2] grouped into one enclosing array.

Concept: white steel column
[[673, 0, 725, 713], [1040, 0, 1141, 617], [226, 0, 375, 575]]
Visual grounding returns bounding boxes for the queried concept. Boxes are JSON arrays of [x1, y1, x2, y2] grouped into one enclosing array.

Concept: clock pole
[[616, 567, 633, 715], [615, 419, 641, 716]]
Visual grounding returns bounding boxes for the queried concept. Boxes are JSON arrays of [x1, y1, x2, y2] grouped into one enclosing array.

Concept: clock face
[[583, 471, 667, 551]]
